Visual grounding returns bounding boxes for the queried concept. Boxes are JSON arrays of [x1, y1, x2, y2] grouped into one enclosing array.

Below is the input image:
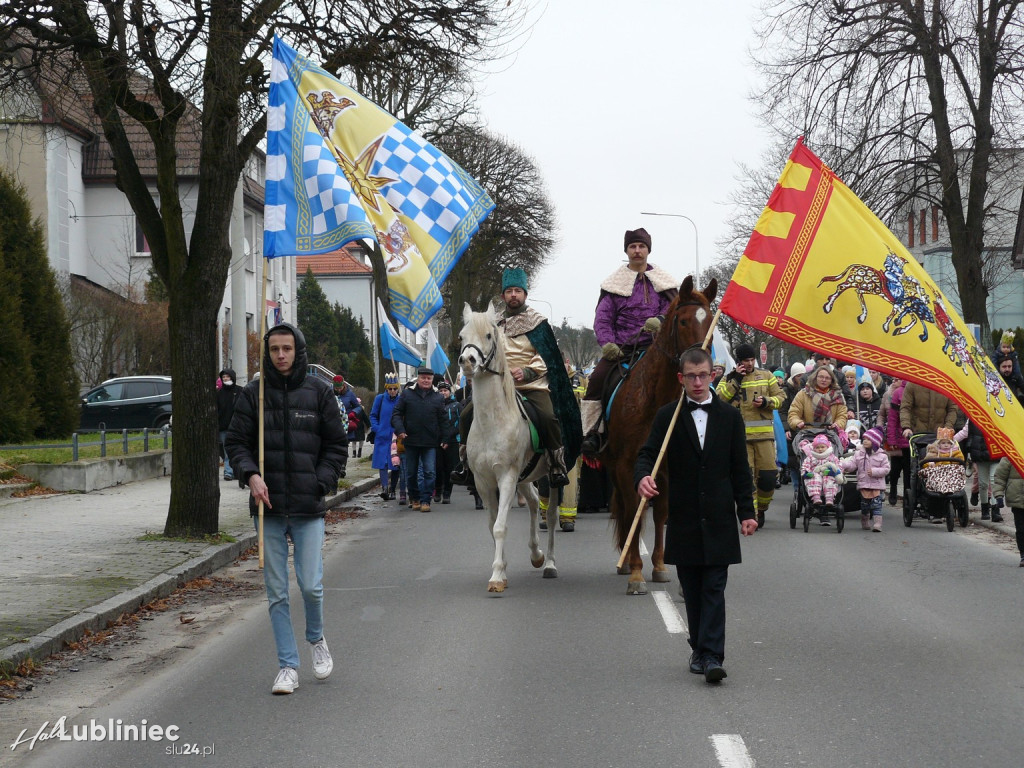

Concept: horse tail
[[817, 265, 853, 286]]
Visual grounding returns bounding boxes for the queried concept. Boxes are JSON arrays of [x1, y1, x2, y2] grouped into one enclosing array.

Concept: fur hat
[[734, 342, 756, 361], [623, 227, 652, 252], [501, 267, 528, 294], [790, 362, 806, 378], [862, 427, 884, 449]]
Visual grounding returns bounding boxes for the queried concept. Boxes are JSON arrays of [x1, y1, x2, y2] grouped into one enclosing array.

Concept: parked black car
[[80, 376, 172, 431]]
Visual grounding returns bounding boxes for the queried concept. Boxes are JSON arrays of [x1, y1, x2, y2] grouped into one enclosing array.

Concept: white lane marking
[[710, 734, 755, 768], [651, 590, 688, 636]]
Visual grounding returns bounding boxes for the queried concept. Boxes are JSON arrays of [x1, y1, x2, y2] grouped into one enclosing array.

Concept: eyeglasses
[[385, 385, 399, 391], [681, 372, 713, 383]]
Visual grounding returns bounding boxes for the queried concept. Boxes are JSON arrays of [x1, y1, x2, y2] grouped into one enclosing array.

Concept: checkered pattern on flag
[[719, 138, 1024, 476], [264, 36, 494, 331]]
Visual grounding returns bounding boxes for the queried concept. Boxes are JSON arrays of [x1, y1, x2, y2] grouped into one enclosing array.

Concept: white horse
[[458, 303, 556, 594]]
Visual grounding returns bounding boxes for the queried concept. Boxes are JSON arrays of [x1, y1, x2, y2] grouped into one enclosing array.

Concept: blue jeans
[[219, 431, 233, 478], [404, 445, 436, 504], [256, 516, 325, 669]]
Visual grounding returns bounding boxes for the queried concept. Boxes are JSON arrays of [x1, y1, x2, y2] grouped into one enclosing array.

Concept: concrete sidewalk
[[0, 456, 380, 668]]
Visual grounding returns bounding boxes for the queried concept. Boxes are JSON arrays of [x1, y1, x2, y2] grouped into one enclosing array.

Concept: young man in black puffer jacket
[[226, 322, 348, 695]]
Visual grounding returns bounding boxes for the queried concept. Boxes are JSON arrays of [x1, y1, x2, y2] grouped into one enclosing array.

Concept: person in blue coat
[[370, 373, 402, 498]]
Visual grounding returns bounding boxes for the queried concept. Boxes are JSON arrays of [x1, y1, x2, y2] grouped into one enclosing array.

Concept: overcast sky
[[473, 0, 772, 327]]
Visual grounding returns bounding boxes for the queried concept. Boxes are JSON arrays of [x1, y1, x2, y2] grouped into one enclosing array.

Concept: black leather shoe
[[689, 652, 703, 675], [703, 659, 727, 683]]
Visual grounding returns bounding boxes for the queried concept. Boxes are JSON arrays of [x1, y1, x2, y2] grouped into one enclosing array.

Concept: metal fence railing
[[0, 427, 172, 461]]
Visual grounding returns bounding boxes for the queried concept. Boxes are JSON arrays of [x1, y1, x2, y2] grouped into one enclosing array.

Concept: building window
[[135, 218, 151, 254]]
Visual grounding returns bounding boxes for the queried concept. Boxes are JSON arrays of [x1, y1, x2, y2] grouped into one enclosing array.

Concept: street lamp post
[[640, 211, 700, 280]]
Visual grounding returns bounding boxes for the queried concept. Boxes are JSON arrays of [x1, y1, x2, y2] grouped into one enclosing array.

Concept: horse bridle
[[658, 299, 712, 363], [461, 337, 502, 376]]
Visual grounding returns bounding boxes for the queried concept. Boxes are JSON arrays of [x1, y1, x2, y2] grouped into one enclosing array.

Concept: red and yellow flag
[[720, 138, 1024, 474]]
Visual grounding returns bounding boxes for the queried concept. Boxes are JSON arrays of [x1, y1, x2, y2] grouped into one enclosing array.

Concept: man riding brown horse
[[580, 228, 679, 457]]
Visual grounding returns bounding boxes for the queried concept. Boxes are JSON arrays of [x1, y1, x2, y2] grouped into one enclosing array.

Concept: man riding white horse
[[452, 267, 582, 489]]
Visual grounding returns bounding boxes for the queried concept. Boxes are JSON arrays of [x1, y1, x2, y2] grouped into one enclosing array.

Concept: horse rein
[[461, 340, 502, 376], [660, 299, 712, 362]]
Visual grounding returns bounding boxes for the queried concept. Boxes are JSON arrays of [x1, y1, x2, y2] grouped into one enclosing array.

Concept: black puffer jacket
[[225, 323, 348, 517], [966, 420, 991, 463]]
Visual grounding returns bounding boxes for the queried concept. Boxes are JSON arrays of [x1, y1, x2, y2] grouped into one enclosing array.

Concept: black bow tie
[[686, 400, 710, 412]]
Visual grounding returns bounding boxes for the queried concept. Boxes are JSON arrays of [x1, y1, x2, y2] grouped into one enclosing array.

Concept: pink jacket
[[884, 381, 909, 450], [841, 448, 891, 491]]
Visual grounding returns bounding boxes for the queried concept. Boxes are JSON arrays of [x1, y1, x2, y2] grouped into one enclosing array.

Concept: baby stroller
[[789, 427, 847, 533], [903, 432, 969, 531]]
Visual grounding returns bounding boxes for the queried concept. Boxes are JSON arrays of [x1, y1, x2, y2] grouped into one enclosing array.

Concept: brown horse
[[603, 276, 718, 594]]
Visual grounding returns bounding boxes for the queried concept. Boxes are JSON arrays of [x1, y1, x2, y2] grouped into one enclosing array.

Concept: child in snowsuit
[[800, 433, 845, 506], [841, 426, 891, 531]]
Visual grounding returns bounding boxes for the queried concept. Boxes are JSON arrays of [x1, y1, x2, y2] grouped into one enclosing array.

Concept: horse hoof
[[617, 564, 630, 575], [652, 570, 671, 583], [627, 580, 648, 595], [530, 554, 545, 568], [543, 567, 557, 579], [487, 580, 507, 594]]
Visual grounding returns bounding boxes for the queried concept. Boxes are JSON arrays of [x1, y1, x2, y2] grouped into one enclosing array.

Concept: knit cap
[[862, 427, 884, 449]]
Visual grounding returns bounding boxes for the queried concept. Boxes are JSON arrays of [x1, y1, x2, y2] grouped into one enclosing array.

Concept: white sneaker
[[311, 637, 334, 680], [272, 667, 298, 695]]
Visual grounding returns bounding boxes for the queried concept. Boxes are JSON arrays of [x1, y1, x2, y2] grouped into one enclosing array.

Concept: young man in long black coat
[[635, 346, 757, 684]]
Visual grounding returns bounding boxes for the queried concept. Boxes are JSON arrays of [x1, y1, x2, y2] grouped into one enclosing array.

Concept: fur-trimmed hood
[[600, 264, 678, 297]]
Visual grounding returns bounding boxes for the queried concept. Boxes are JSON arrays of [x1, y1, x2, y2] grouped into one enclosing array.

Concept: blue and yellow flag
[[264, 37, 494, 331], [720, 138, 1024, 476]]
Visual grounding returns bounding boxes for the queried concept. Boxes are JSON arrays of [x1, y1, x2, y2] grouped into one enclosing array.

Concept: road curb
[[0, 475, 379, 670]]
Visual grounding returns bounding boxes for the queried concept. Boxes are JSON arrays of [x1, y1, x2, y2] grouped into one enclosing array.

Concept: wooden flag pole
[[257, 258, 270, 569], [616, 307, 723, 570]]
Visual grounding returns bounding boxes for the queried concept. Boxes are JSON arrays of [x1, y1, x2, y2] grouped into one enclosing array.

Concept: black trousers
[[677, 564, 729, 664], [1013, 508, 1024, 558]]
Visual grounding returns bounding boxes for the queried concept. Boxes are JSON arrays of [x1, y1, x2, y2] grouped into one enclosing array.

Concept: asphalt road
[[8, 488, 1024, 768]]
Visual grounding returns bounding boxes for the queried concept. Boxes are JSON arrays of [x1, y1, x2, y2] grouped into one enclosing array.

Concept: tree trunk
[[163, 241, 228, 537]]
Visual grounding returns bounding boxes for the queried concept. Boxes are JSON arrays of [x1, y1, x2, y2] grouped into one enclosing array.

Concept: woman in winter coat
[[787, 365, 849, 435], [370, 374, 402, 498], [841, 426, 891, 531], [878, 378, 910, 506], [991, 457, 1024, 566]]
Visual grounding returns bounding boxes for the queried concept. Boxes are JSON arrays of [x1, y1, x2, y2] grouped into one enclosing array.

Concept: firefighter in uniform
[[716, 342, 784, 529]]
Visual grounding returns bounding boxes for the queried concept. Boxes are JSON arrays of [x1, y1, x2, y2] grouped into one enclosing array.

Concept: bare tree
[[434, 124, 556, 359], [753, 0, 1024, 343], [551, 320, 599, 371], [0, 0, 526, 535]]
